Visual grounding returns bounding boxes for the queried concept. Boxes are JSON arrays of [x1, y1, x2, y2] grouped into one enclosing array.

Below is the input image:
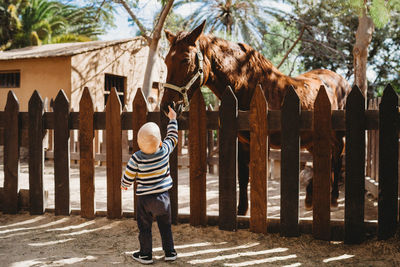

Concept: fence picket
[[106, 88, 122, 219], [161, 104, 179, 224], [366, 99, 373, 178], [3, 91, 20, 214], [312, 85, 331, 240], [378, 84, 399, 240], [28, 90, 45, 215], [344, 85, 365, 244], [132, 89, 147, 217], [374, 99, 380, 182], [189, 89, 207, 226], [79, 87, 95, 219], [249, 85, 268, 234], [280, 86, 300, 237], [219, 86, 238, 231], [54, 90, 71, 215]]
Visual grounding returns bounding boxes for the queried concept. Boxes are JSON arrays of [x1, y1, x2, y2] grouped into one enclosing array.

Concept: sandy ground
[[0, 212, 399, 267], [1, 153, 398, 266]]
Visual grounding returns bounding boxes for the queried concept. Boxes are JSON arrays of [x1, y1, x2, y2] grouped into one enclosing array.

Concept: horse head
[[161, 20, 207, 117]]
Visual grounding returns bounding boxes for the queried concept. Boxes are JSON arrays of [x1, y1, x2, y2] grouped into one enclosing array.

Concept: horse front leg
[[238, 141, 250, 215]]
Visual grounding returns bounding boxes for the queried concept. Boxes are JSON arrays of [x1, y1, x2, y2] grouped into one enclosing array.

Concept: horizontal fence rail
[[1, 84, 399, 244]]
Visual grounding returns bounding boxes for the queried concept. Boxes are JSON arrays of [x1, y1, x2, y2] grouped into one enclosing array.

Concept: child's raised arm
[[163, 106, 178, 154]]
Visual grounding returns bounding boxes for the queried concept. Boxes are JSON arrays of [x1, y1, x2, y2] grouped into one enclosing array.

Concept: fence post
[[160, 103, 178, 224], [344, 85, 366, 244], [79, 87, 95, 219], [219, 86, 238, 231], [312, 85, 331, 241], [378, 84, 399, 240], [207, 105, 215, 174], [54, 90, 71, 215], [3, 91, 20, 214], [189, 88, 207, 226], [374, 98, 380, 182], [28, 90, 45, 215], [132, 88, 147, 217], [106, 88, 122, 219], [366, 99, 373, 178], [249, 85, 268, 234], [280, 85, 300, 237]]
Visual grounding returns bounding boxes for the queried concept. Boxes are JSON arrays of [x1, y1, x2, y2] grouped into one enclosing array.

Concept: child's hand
[[121, 185, 128, 191], [168, 106, 177, 120]]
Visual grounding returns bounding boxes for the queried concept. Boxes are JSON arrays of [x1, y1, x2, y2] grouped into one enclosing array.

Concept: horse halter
[[162, 41, 204, 111]]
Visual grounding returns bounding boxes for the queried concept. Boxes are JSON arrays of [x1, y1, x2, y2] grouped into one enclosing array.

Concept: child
[[121, 106, 178, 264]]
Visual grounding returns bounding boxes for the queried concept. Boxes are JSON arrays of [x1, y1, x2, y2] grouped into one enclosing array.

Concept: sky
[[98, 0, 291, 41], [99, 0, 200, 41]]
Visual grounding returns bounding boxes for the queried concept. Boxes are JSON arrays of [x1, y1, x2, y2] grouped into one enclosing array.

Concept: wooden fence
[[0, 84, 399, 244]]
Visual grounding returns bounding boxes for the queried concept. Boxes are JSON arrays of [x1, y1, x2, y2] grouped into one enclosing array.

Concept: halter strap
[[162, 41, 204, 110]]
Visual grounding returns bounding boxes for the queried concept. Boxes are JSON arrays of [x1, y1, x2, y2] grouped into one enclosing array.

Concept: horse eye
[[181, 58, 190, 64]]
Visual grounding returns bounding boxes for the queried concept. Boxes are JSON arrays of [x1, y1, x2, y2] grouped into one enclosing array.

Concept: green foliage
[[172, 0, 271, 50], [0, 0, 114, 50], [348, 0, 400, 28], [280, 0, 400, 97], [201, 86, 218, 107], [261, 21, 305, 76]]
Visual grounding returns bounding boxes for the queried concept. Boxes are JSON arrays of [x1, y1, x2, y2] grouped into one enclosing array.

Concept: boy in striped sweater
[[121, 106, 178, 264]]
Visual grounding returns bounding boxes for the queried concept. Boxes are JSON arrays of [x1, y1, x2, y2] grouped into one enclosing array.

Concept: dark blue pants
[[137, 191, 174, 255]]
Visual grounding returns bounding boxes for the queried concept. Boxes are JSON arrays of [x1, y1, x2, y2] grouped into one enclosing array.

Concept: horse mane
[[195, 33, 297, 108]]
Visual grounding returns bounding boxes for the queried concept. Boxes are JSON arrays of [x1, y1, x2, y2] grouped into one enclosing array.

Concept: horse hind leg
[[238, 141, 250, 215]]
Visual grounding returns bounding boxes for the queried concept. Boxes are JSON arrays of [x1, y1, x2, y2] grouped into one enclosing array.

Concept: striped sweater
[[121, 119, 178, 195]]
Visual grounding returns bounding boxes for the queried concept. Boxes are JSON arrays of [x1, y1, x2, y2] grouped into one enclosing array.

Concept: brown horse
[[161, 21, 351, 215]]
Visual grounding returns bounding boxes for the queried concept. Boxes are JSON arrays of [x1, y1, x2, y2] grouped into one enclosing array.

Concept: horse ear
[[186, 20, 206, 45], [164, 29, 176, 45]]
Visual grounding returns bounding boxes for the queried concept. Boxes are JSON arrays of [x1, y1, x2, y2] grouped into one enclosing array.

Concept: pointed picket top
[[314, 85, 331, 110], [222, 85, 237, 102], [80, 87, 94, 112], [346, 84, 364, 102], [106, 87, 122, 113], [220, 85, 238, 116], [380, 84, 398, 108], [5, 90, 19, 111], [346, 85, 365, 111], [54, 89, 70, 110], [190, 85, 206, 108], [133, 88, 147, 111], [29, 90, 43, 109], [346, 85, 365, 110], [282, 85, 299, 110], [251, 84, 267, 107]]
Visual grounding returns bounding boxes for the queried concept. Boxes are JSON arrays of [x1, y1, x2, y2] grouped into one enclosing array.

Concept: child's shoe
[[132, 251, 153, 264], [165, 249, 177, 261]]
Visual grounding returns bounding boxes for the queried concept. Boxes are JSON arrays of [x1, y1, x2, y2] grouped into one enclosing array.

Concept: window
[[0, 71, 20, 88], [104, 74, 125, 106]]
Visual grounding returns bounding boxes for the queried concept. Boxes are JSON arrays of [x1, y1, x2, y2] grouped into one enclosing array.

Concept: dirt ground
[[0, 212, 400, 267], [1, 157, 399, 266]]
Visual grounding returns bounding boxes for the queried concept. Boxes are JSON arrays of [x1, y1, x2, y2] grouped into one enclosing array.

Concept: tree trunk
[[142, 0, 174, 104], [353, 10, 374, 99]]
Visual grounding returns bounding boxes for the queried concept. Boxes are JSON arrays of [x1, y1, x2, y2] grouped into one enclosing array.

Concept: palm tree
[[0, 0, 28, 50], [6, 0, 114, 49], [174, 0, 271, 49]]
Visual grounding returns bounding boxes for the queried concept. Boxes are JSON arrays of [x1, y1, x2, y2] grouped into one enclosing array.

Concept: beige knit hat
[[137, 122, 162, 154]]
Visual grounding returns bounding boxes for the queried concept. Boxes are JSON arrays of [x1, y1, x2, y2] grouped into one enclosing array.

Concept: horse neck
[[200, 35, 297, 110]]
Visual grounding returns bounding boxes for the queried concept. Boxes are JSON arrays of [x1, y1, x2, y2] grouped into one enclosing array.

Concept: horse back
[[297, 69, 351, 110]]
